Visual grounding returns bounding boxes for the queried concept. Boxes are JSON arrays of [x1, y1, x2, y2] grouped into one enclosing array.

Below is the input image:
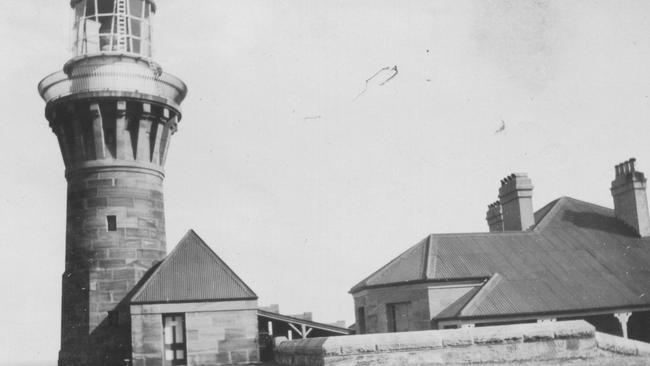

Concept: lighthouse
[[38, 1, 187, 365]]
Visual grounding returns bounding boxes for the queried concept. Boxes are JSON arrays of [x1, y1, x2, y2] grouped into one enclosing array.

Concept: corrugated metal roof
[[354, 236, 430, 289], [351, 196, 650, 320], [131, 230, 257, 304], [257, 310, 353, 335]]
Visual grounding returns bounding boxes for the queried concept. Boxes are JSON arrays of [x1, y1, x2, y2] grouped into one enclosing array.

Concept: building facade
[[352, 159, 650, 342], [129, 230, 260, 366], [38, 1, 187, 365]]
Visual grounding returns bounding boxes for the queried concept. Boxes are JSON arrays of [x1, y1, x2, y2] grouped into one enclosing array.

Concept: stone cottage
[[351, 158, 650, 342], [130, 230, 260, 366]]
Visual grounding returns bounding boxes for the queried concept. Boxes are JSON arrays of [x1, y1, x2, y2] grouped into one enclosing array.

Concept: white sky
[[3, 0, 650, 364]]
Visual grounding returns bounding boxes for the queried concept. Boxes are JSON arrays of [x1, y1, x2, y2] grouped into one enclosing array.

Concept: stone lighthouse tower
[[38, 1, 187, 365]]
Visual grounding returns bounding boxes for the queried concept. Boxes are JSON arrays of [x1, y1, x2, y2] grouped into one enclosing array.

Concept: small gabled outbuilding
[[130, 230, 259, 366]]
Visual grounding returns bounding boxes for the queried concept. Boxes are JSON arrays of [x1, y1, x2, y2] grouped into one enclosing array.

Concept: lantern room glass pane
[[85, 0, 96, 17], [99, 35, 112, 52], [97, 0, 114, 15], [130, 19, 141, 37], [129, 0, 143, 18], [97, 16, 113, 33], [131, 39, 141, 54]]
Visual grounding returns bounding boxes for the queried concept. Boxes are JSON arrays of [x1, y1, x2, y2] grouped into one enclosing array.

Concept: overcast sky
[[4, 0, 650, 364]]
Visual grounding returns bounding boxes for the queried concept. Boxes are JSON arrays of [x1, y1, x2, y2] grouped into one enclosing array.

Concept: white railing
[[38, 57, 186, 108]]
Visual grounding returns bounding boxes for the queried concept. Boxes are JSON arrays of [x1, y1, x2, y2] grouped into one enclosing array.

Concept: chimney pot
[[497, 173, 535, 231], [486, 200, 504, 232], [611, 158, 650, 237]]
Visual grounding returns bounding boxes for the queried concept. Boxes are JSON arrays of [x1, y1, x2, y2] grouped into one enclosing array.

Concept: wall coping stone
[[274, 320, 621, 365], [596, 332, 650, 357], [277, 320, 594, 357]]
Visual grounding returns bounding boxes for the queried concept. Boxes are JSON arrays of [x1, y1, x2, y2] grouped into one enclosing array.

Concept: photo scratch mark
[[495, 120, 506, 134], [379, 66, 398, 86], [354, 65, 399, 100]]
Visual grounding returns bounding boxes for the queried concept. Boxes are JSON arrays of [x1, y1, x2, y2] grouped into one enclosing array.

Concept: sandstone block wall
[[63, 170, 166, 327], [186, 309, 259, 365], [50, 99, 179, 366], [353, 283, 431, 334], [275, 320, 601, 366], [131, 301, 260, 366], [60, 168, 167, 366], [131, 313, 165, 366]]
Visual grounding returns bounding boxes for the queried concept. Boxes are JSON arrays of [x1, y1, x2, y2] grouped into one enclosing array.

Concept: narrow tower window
[[106, 215, 117, 231]]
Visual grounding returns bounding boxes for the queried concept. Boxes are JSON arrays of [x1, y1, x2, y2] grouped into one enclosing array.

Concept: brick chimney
[[498, 173, 535, 231], [486, 201, 504, 232], [610, 158, 650, 237]]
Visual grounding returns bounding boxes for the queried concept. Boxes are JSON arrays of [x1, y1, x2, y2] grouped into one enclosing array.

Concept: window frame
[[162, 313, 188, 366], [106, 215, 117, 231]]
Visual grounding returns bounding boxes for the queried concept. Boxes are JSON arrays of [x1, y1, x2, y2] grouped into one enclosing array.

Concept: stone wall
[[131, 313, 164, 366], [353, 283, 431, 334], [61, 168, 167, 366], [274, 320, 629, 366], [51, 99, 179, 366], [186, 309, 259, 364], [131, 300, 260, 366]]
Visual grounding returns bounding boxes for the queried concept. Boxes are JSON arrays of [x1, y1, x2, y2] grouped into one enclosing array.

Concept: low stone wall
[[275, 320, 600, 365], [596, 331, 650, 357]]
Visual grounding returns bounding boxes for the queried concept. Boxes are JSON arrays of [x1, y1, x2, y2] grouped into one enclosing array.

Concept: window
[[72, 0, 153, 57], [163, 314, 187, 366], [386, 302, 410, 333], [107, 215, 117, 231], [357, 307, 366, 334]]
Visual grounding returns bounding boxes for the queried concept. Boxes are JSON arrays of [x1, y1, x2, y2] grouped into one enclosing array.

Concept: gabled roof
[[351, 197, 650, 319], [131, 230, 257, 304]]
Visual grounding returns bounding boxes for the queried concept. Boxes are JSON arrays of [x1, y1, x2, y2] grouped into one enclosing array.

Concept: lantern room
[[71, 0, 155, 57]]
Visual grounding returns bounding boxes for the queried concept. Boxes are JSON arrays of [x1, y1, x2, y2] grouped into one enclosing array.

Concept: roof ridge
[[131, 229, 257, 304], [428, 234, 438, 279], [349, 235, 430, 294], [533, 196, 617, 232], [422, 235, 432, 280], [459, 273, 502, 317], [190, 230, 258, 298], [562, 196, 614, 211], [531, 197, 567, 231], [531, 197, 563, 230]]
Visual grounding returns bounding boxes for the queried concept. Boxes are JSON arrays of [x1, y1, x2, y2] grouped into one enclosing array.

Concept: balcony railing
[[38, 54, 187, 110]]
